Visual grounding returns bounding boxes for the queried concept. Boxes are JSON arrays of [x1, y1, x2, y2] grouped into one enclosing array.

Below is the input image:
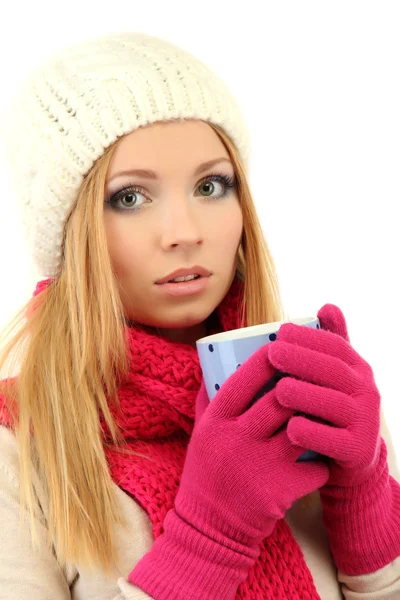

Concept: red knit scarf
[[102, 276, 321, 599], [2, 277, 321, 599]]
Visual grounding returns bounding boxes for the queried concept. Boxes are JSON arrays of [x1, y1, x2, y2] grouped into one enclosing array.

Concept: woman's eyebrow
[[107, 157, 233, 183]]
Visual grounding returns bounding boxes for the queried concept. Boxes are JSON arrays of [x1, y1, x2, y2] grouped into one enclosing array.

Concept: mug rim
[[196, 316, 318, 344]]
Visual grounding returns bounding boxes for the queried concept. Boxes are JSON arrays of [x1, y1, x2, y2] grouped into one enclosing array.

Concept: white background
[[0, 2, 398, 465]]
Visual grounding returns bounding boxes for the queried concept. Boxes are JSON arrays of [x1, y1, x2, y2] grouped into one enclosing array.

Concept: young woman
[[0, 31, 399, 600]]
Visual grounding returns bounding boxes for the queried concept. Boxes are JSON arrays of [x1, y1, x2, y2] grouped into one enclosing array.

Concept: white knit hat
[[1, 31, 251, 279]]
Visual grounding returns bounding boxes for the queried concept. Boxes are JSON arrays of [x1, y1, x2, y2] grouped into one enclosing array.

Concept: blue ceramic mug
[[196, 317, 321, 462]]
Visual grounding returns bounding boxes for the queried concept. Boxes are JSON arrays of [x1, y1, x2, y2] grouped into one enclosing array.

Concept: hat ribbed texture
[[1, 31, 251, 278]]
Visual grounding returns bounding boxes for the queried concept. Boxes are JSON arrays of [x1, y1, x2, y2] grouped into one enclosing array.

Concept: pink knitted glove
[[129, 342, 329, 600], [268, 304, 400, 575]]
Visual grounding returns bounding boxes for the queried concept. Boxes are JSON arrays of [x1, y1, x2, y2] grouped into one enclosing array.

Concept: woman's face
[[103, 119, 243, 346]]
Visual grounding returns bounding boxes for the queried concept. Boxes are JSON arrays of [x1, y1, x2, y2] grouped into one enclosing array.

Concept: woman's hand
[[267, 304, 381, 488], [267, 304, 400, 575]]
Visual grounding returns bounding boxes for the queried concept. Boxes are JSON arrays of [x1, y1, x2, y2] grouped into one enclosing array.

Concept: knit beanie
[[0, 31, 251, 279]]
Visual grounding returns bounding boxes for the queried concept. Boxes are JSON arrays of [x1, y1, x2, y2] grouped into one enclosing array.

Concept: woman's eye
[[198, 179, 222, 197], [106, 188, 145, 211], [106, 173, 235, 213], [117, 191, 141, 209]]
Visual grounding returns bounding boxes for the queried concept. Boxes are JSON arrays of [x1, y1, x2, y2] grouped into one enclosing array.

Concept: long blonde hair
[[0, 121, 288, 578]]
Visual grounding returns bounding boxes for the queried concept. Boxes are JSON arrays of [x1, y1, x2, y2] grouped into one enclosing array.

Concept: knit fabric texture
[[99, 275, 321, 599], [0, 276, 321, 598], [0, 31, 251, 279]]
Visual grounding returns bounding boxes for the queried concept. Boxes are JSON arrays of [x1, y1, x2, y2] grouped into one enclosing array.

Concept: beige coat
[[0, 406, 399, 599]]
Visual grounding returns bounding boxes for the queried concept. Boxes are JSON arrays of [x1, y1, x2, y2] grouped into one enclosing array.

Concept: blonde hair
[[0, 121, 294, 578]]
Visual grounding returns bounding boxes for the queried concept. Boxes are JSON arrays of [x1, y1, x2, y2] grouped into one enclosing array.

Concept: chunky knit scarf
[[101, 276, 321, 599], [4, 276, 321, 599]]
